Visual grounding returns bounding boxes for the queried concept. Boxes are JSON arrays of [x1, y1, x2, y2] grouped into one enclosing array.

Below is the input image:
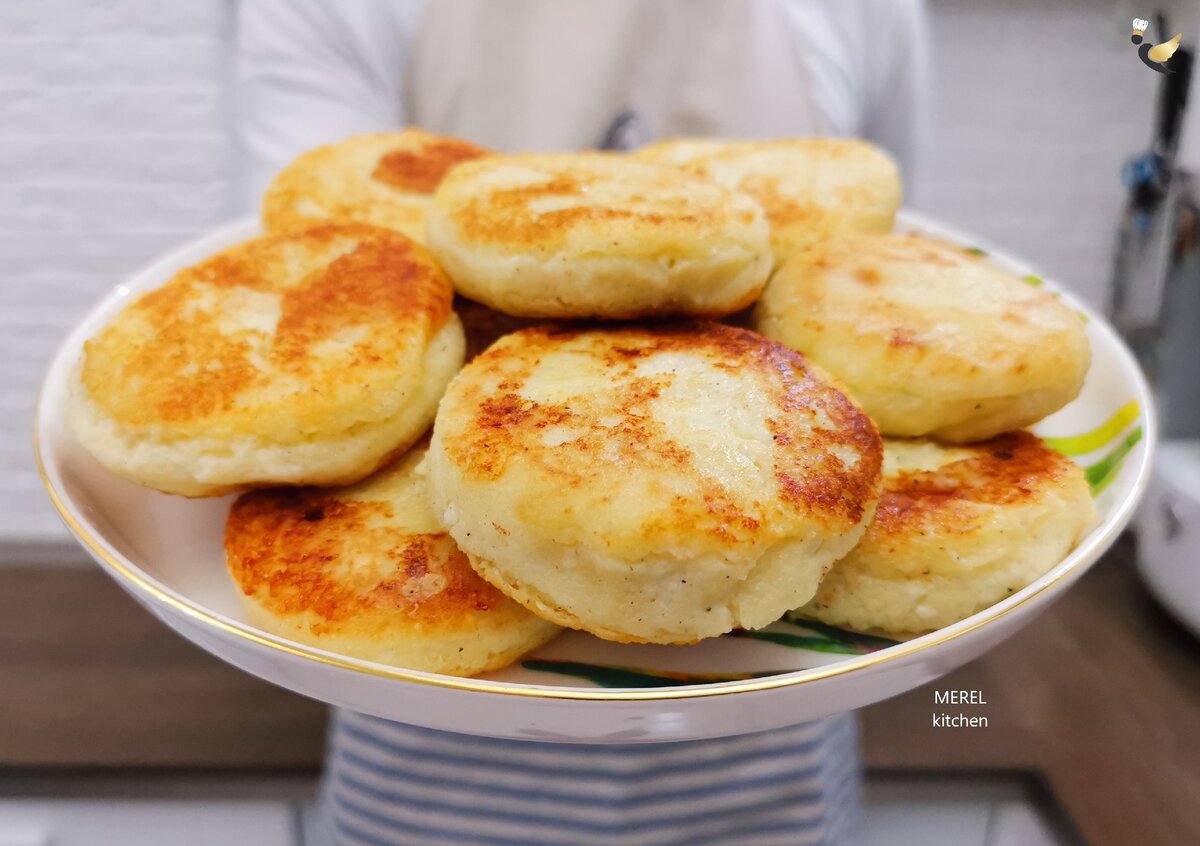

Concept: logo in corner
[[1132, 18, 1182, 74]]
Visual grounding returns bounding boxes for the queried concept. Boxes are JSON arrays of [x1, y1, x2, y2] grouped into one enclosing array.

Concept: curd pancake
[[262, 130, 490, 243], [799, 432, 1095, 634], [71, 224, 464, 496], [635, 137, 901, 263], [226, 446, 560, 676], [755, 232, 1090, 443], [425, 322, 884, 645], [425, 152, 772, 319]]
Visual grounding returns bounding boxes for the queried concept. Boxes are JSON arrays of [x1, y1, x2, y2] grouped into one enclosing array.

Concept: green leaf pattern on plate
[[1084, 427, 1143, 496], [1045, 400, 1142, 496], [520, 661, 781, 688], [734, 617, 898, 655], [1044, 400, 1139, 456]]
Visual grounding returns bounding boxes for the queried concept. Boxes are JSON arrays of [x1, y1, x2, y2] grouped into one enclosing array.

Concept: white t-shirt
[[236, 0, 926, 202]]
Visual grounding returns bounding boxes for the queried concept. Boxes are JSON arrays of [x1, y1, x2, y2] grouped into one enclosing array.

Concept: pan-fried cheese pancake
[[425, 153, 772, 319], [226, 446, 560, 675], [799, 432, 1095, 633], [263, 130, 490, 243], [635, 137, 902, 263], [755, 232, 1090, 442], [426, 322, 884, 644], [71, 224, 464, 496]]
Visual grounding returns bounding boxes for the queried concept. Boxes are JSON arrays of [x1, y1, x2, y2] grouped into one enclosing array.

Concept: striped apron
[[318, 710, 860, 845]]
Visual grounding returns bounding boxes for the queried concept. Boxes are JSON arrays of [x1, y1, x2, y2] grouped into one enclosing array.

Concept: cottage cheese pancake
[[263, 130, 490, 243], [755, 232, 1091, 442], [226, 446, 560, 675], [799, 432, 1095, 634], [426, 322, 884, 644], [72, 224, 464, 496], [425, 153, 772, 319], [635, 137, 902, 263]]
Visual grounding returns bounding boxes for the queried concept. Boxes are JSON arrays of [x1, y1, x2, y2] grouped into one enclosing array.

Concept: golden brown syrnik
[[425, 152, 773, 319], [262, 129, 490, 243], [799, 432, 1095, 634], [71, 224, 464, 496], [426, 322, 884, 645], [225, 446, 560, 675], [635, 137, 902, 265], [755, 232, 1090, 442]]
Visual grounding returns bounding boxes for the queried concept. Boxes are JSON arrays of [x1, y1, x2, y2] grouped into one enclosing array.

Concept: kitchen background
[[3, 2, 1198, 845]]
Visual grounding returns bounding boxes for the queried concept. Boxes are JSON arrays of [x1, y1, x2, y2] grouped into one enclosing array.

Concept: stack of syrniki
[[69, 129, 1097, 678]]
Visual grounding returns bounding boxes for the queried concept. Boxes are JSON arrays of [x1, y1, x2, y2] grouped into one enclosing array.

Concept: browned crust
[[765, 233, 1083, 388], [225, 486, 511, 634], [443, 322, 883, 543], [371, 137, 490, 194], [872, 431, 1082, 538], [262, 131, 492, 235], [81, 224, 453, 428], [730, 175, 836, 241], [440, 155, 759, 253], [649, 138, 898, 246], [455, 175, 720, 246]]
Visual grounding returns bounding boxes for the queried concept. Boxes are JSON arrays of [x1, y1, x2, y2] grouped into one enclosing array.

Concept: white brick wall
[[0, 0, 1174, 561], [918, 0, 1161, 308], [0, 0, 235, 561]]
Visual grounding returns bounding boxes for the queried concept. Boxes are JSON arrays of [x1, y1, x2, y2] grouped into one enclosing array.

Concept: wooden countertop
[[2, 535, 1197, 845]]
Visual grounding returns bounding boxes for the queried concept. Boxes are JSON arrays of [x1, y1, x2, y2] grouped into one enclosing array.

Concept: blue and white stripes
[[318, 710, 860, 846]]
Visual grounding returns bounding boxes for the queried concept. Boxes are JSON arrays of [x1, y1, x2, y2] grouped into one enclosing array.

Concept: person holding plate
[[236, 2, 927, 844]]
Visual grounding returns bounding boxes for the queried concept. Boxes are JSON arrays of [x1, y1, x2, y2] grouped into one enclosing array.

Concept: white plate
[[35, 211, 1156, 743]]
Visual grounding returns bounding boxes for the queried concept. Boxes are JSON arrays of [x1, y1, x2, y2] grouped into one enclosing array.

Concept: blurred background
[[2, 1, 1198, 845]]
